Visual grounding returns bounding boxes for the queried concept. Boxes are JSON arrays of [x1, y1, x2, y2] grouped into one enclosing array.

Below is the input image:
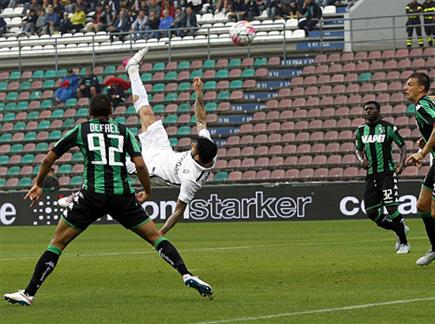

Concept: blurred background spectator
[[131, 9, 148, 39], [144, 10, 160, 39], [108, 8, 132, 41], [20, 8, 38, 35], [44, 4, 60, 35], [55, 69, 78, 104], [179, 4, 197, 36], [77, 68, 101, 100], [298, 0, 322, 36], [35, 8, 47, 35], [228, 0, 247, 22], [100, 4, 116, 32], [104, 76, 131, 108], [172, 6, 185, 36], [60, 4, 86, 34], [0, 16, 6, 36], [246, 0, 260, 21], [159, 8, 173, 37]]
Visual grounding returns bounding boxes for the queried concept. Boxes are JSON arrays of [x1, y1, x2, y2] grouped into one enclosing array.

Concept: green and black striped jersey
[[52, 118, 142, 195], [415, 95, 435, 157], [355, 120, 405, 175]]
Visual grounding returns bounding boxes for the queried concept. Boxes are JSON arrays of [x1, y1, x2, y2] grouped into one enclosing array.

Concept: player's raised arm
[[159, 199, 188, 235], [193, 77, 207, 132], [407, 122, 435, 167]]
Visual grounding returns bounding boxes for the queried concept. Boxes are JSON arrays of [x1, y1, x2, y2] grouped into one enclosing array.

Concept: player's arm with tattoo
[[193, 77, 207, 132]]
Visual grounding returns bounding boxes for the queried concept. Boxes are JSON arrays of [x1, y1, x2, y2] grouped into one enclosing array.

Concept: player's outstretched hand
[[136, 191, 150, 203], [406, 152, 424, 168], [193, 77, 203, 92], [24, 185, 43, 207]]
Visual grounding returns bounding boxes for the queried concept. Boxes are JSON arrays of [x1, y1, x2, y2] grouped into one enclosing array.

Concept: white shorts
[[136, 120, 172, 175]]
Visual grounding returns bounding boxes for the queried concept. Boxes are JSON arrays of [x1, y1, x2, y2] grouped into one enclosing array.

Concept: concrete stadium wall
[[344, 0, 409, 51]]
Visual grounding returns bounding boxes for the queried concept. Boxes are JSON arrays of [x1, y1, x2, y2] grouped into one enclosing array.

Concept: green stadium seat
[[7, 166, 20, 175], [126, 106, 136, 115], [13, 122, 25, 131], [65, 98, 77, 107], [30, 91, 41, 100], [163, 114, 177, 124], [44, 70, 56, 78], [169, 138, 178, 147], [129, 127, 138, 135], [43, 80, 55, 88], [19, 177, 32, 187], [6, 103, 17, 110], [205, 102, 217, 112], [79, 68, 87, 76], [165, 71, 177, 81], [48, 130, 61, 140], [28, 111, 39, 119], [11, 143, 24, 152], [0, 155, 9, 164], [254, 57, 267, 67], [71, 176, 82, 186], [152, 62, 165, 72], [21, 154, 34, 163], [76, 108, 88, 117], [190, 115, 197, 124], [4, 112, 15, 121], [115, 116, 126, 123], [6, 92, 18, 101], [217, 91, 230, 100], [152, 83, 165, 93], [177, 126, 191, 135], [141, 73, 152, 82], [229, 80, 243, 89], [56, 69, 67, 77], [0, 102, 4, 111], [32, 70, 44, 79], [104, 65, 116, 74], [0, 178, 5, 187], [35, 142, 48, 151], [177, 82, 190, 91], [229, 58, 241, 67], [9, 71, 20, 80], [52, 109, 64, 118], [165, 93, 177, 102], [216, 69, 229, 79], [203, 59, 215, 69], [41, 99, 52, 109], [214, 171, 228, 182], [152, 104, 164, 113], [178, 103, 191, 112], [33, 165, 39, 175], [190, 92, 197, 101], [177, 61, 190, 70], [72, 152, 82, 161], [0, 82, 7, 91], [358, 72, 372, 81], [190, 69, 203, 79], [241, 69, 255, 78], [204, 81, 216, 90], [58, 164, 72, 174], [17, 101, 28, 110], [24, 132, 37, 141], [38, 120, 50, 129]]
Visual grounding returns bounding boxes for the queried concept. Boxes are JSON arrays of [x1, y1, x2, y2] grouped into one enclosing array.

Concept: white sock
[[128, 66, 149, 112]]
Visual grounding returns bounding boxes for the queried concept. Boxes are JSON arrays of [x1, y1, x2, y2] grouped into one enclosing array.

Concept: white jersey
[[126, 120, 216, 203]]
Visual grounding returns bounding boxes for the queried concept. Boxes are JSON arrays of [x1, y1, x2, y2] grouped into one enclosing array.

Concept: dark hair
[[409, 72, 431, 92], [363, 101, 380, 110], [196, 137, 217, 164], [90, 94, 112, 118]]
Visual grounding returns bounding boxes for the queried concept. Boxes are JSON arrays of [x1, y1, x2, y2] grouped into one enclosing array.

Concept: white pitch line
[[191, 296, 435, 324]]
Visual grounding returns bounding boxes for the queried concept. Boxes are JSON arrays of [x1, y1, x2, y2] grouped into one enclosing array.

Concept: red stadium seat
[[240, 135, 254, 145], [314, 168, 329, 178], [368, 51, 381, 59], [314, 54, 327, 63], [283, 144, 297, 154], [226, 136, 240, 145], [300, 168, 314, 178], [343, 167, 359, 177], [317, 75, 331, 83], [266, 99, 279, 110], [256, 170, 271, 180], [254, 134, 267, 144], [254, 146, 269, 156], [311, 143, 325, 153], [269, 145, 283, 155], [215, 160, 227, 169], [228, 171, 242, 181], [255, 157, 269, 168], [226, 148, 241, 157], [295, 132, 309, 142], [240, 147, 255, 157], [312, 155, 327, 165], [242, 170, 256, 181], [285, 169, 299, 179], [271, 169, 285, 179], [216, 80, 229, 90], [241, 158, 255, 168]]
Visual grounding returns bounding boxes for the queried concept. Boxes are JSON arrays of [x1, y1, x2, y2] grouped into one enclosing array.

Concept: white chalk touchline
[[191, 296, 435, 324]]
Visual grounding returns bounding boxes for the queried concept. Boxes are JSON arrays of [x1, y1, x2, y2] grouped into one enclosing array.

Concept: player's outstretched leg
[[386, 206, 410, 254], [124, 47, 156, 133], [4, 219, 81, 305], [415, 187, 435, 266], [132, 221, 214, 298]]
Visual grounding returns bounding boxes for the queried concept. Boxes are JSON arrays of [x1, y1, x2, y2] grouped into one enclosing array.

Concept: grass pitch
[[1, 219, 434, 324]]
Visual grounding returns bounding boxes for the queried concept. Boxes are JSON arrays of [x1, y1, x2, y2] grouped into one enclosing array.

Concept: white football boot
[[57, 192, 77, 208], [124, 47, 149, 73], [395, 224, 410, 251], [396, 243, 411, 254], [4, 290, 33, 306], [416, 250, 435, 266], [183, 275, 213, 299]]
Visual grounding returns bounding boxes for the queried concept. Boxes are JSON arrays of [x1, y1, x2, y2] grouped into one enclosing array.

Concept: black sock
[[24, 246, 61, 297], [155, 238, 191, 276], [422, 216, 435, 252], [391, 216, 408, 245], [375, 214, 394, 230]]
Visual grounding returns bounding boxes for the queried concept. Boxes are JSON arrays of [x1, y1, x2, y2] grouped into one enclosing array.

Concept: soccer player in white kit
[[125, 48, 218, 235]]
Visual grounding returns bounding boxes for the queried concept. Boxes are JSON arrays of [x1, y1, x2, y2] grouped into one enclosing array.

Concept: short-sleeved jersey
[[415, 95, 435, 156], [52, 118, 142, 195], [355, 120, 405, 175]]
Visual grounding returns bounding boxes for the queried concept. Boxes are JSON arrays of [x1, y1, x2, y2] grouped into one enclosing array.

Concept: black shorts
[[364, 172, 399, 211], [62, 190, 149, 231], [422, 164, 435, 199]]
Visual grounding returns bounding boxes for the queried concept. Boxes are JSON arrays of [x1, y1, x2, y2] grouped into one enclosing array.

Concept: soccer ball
[[229, 21, 256, 46]]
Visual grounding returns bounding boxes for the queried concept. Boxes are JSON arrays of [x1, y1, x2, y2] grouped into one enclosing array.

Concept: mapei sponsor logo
[[340, 195, 417, 216], [361, 134, 385, 144], [141, 191, 313, 221]]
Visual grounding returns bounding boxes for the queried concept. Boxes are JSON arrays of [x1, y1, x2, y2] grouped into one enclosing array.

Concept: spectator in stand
[[21, 9, 38, 35], [131, 9, 148, 39], [77, 68, 101, 100], [23, 0, 41, 15], [0, 17, 6, 37], [107, 83, 127, 108], [36, 9, 47, 35], [85, 3, 104, 33], [179, 4, 197, 36], [100, 4, 116, 31], [266, 0, 279, 19], [187, 0, 202, 13], [161, 0, 175, 17], [44, 5, 60, 35], [298, 0, 322, 36], [54, 69, 79, 104], [172, 6, 185, 36], [288, 0, 301, 19], [42, 168, 60, 192], [144, 10, 160, 39], [215, 0, 228, 13], [227, 0, 247, 22], [246, 0, 260, 21], [159, 8, 174, 37], [108, 8, 132, 41], [60, 5, 86, 34], [148, 0, 162, 17], [256, 0, 266, 13], [52, 0, 64, 16]]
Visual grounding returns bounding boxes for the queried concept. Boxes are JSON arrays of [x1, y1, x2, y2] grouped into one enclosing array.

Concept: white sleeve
[[198, 128, 214, 142], [125, 157, 137, 174], [178, 179, 201, 203]]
